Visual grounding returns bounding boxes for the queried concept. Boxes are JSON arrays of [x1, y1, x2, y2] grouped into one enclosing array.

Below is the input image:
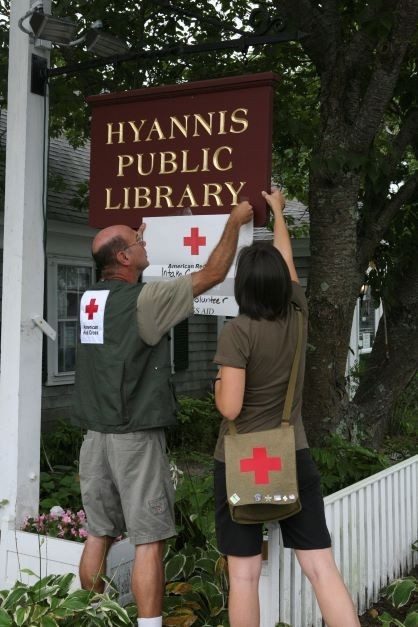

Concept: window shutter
[[173, 318, 189, 371]]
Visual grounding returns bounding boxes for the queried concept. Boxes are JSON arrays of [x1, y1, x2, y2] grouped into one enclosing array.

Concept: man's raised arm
[[191, 201, 253, 297]]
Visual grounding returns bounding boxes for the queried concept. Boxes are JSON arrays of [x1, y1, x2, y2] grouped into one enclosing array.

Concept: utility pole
[[0, 0, 51, 531]]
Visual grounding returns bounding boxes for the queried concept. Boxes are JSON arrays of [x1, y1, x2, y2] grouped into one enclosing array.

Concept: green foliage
[[163, 543, 229, 626], [40, 471, 82, 514], [390, 374, 418, 438], [378, 568, 418, 627], [383, 374, 418, 462], [367, 204, 418, 312], [41, 421, 84, 472], [71, 181, 90, 212], [0, 573, 132, 626], [174, 461, 215, 548], [311, 435, 390, 495], [167, 395, 222, 455]]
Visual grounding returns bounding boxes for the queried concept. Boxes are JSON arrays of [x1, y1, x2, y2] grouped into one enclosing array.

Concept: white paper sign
[[142, 215, 253, 316]]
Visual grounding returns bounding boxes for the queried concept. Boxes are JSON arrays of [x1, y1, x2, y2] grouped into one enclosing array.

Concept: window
[[46, 257, 94, 385]]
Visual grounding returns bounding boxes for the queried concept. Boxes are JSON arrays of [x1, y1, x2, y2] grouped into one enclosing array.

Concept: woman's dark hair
[[234, 242, 292, 320]]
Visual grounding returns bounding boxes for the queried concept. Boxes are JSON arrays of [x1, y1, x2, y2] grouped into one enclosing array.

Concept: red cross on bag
[[240, 447, 282, 484]]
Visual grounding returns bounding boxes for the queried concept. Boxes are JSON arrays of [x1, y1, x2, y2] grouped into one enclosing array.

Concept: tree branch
[[358, 172, 418, 268], [344, 0, 395, 74], [387, 108, 418, 171], [351, 0, 418, 151], [278, 0, 336, 73]]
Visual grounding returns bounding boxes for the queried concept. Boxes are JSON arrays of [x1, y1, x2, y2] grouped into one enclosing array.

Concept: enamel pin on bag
[[224, 310, 303, 524]]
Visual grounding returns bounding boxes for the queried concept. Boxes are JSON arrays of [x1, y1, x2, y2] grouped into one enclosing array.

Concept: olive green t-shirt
[[213, 282, 309, 462], [136, 276, 194, 345]]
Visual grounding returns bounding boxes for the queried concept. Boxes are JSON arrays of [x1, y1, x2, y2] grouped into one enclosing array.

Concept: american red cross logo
[[240, 448, 282, 485], [183, 227, 206, 255], [85, 298, 99, 320]]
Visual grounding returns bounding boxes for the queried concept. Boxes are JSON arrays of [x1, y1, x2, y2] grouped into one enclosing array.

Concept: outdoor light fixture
[[18, 6, 128, 55], [18, 3, 78, 45], [28, 10, 78, 45], [85, 22, 130, 57]]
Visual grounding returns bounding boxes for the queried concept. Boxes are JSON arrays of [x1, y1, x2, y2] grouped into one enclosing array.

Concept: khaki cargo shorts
[[79, 429, 176, 545]]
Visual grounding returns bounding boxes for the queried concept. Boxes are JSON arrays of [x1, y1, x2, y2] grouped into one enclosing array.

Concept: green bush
[[311, 434, 390, 495], [378, 544, 418, 627], [40, 470, 82, 514], [41, 421, 84, 472], [174, 458, 215, 549], [0, 572, 134, 626], [167, 395, 222, 455], [163, 543, 229, 626]]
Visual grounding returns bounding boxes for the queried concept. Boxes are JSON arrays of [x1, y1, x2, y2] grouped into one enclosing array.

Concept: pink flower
[[78, 528, 88, 538], [61, 514, 72, 524]]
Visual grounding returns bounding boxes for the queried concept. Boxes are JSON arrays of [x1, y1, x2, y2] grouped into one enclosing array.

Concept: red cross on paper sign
[[85, 298, 99, 320], [240, 448, 282, 485], [183, 227, 206, 255]]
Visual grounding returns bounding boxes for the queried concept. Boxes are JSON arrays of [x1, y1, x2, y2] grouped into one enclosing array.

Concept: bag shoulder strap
[[282, 308, 303, 425], [227, 308, 303, 435]]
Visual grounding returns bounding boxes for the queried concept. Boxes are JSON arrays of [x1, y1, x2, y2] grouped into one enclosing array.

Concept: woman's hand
[[262, 187, 286, 213]]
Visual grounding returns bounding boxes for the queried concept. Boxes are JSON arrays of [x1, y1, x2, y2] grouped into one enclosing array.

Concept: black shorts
[[214, 448, 331, 556]]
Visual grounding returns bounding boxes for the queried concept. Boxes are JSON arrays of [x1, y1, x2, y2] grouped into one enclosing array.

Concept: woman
[[213, 188, 360, 627]]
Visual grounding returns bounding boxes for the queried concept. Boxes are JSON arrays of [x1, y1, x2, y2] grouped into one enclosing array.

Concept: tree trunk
[[302, 168, 362, 445], [350, 254, 418, 447]]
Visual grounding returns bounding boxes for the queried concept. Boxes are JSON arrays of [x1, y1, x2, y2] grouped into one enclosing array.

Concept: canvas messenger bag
[[224, 309, 303, 524]]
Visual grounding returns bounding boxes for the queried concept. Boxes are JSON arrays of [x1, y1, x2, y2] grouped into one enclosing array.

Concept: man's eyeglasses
[[123, 232, 145, 251]]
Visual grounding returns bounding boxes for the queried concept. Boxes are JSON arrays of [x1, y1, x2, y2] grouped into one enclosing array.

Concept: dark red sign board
[[88, 72, 278, 228]]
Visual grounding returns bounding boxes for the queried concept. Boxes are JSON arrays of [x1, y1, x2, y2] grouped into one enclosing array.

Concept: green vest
[[72, 280, 178, 432]]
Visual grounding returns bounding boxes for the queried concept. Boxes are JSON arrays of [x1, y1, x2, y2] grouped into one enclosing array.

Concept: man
[[72, 201, 253, 627]]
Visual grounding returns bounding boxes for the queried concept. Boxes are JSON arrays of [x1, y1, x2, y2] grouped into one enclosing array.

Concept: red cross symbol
[[183, 227, 206, 255], [240, 448, 282, 485], [85, 298, 99, 320]]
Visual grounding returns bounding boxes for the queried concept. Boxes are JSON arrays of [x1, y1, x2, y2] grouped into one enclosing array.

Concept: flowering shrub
[[21, 506, 88, 542]]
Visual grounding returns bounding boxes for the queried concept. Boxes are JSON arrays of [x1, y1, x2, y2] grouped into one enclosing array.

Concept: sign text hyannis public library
[[88, 73, 277, 227]]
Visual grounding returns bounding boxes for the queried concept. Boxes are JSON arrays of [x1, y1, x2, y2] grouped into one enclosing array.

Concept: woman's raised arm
[[262, 188, 299, 283]]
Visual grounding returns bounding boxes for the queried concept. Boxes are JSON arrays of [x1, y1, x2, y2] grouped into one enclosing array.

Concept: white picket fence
[[0, 455, 417, 626], [259, 454, 418, 627]]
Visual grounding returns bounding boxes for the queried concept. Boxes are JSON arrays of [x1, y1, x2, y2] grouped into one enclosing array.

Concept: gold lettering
[[218, 110, 227, 135], [137, 153, 155, 176], [117, 154, 134, 177], [203, 183, 223, 207], [134, 187, 151, 209], [155, 186, 174, 208], [123, 187, 130, 209], [146, 119, 165, 141], [201, 147, 210, 172], [107, 122, 125, 144], [177, 184, 198, 208], [169, 115, 190, 139], [181, 150, 199, 173], [193, 112, 214, 137], [213, 146, 233, 171], [105, 188, 121, 209], [230, 108, 249, 133], [128, 120, 146, 142], [160, 152, 178, 174], [225, 181, 246, 205]]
